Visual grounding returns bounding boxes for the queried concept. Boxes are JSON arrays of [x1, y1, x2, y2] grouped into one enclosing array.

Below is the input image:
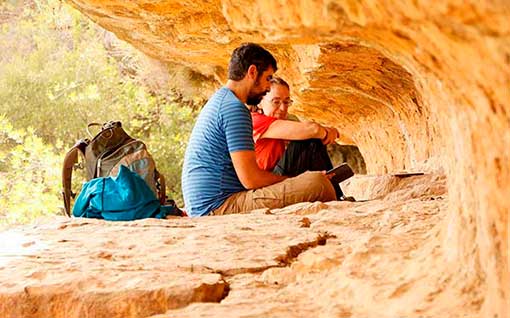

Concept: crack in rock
[[213, 232, 333, 279], [275, 232, 332, 267], [218, 278, 231, 303], [206, 232, 334, 306]]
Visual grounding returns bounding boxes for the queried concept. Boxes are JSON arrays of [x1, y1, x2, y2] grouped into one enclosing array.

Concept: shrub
[[0, 115, 62, 225], [0, 0, 201, 225]]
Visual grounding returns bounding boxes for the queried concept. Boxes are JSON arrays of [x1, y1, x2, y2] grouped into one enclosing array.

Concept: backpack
[[61, 121, 166, 217]]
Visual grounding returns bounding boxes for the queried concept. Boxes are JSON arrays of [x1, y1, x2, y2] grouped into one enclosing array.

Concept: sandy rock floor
[[0, 174, 481, 318]]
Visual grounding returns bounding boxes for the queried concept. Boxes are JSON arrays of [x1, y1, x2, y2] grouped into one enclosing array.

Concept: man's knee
[[295, 171, 336, 202], [211, 191, 251, 215]]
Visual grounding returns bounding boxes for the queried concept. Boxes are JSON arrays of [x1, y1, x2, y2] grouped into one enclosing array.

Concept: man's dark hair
[[228, 43, 277, 81]]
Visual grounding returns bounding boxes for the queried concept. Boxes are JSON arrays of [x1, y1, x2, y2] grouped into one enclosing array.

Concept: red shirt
[[251, 112, 286, 171]]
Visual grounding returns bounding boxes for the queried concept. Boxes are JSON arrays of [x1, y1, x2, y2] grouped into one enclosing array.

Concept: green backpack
[[61, 121, 166, 216]]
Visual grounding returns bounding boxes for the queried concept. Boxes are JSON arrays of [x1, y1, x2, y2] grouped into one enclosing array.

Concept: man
[[181, 43, 336, 217]]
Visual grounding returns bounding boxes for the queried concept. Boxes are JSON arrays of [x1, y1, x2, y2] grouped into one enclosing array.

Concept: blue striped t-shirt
[[182, 87, 254, 217]]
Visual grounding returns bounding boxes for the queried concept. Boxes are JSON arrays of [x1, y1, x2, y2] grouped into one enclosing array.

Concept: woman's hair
[[270, 76, 290, 90], [251, 76, 291, 113]]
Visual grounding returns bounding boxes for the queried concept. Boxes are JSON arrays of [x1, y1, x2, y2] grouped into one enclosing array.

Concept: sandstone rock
[[0, 211, 326, 317], [22, 0, 510, 316], [0, 174, 488, 317], [341, 172, 447, 201]]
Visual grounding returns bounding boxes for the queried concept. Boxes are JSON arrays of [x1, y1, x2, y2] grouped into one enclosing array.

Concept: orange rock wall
[[65, 1, 510, 316]]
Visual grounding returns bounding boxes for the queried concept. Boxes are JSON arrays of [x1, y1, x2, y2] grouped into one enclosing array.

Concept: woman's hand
[[321, 126, 339, 145]]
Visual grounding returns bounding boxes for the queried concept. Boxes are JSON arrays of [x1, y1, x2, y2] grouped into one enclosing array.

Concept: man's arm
[[230, 150, 287, 189]]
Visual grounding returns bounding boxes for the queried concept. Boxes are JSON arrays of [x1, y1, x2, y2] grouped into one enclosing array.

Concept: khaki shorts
[[210, 171, 336, 216]]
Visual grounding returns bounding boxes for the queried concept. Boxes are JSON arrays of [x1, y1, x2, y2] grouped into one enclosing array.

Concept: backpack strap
[[155, 169, 166, 204], [62, 140, 87, 216]]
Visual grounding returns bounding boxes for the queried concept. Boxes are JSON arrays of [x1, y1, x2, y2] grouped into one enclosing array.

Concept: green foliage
[[128, 95, 198, 206], [0, 0, 135, 142], [0, 0, 201, 225], [0, 115, 63, 225]]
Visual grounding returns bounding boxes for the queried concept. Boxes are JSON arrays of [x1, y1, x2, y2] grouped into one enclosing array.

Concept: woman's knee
[[290, 138, 322, 147]]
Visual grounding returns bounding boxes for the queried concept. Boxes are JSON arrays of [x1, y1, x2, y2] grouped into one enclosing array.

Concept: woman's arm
[[260, 119, 338, 144]]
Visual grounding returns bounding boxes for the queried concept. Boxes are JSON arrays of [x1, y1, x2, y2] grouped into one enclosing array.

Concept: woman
[[252, 77, 354, 201]]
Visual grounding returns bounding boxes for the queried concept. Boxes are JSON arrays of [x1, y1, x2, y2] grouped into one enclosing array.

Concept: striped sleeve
[[221, 101, 255, 153]]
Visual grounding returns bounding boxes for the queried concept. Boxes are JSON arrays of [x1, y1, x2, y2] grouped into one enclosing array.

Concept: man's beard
[[246, 93, 265, 106], [246, 77, 268, 106]]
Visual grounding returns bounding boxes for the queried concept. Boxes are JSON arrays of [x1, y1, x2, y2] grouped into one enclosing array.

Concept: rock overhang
[[27, 1, 510, 317]]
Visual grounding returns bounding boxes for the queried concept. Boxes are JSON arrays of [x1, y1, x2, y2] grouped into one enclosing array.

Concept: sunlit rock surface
[[0, 174, 459, 318], [5, 0, 509, 317]]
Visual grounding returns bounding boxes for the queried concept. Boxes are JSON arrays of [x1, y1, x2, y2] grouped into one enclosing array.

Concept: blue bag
[[73, 165, 179, 220]]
